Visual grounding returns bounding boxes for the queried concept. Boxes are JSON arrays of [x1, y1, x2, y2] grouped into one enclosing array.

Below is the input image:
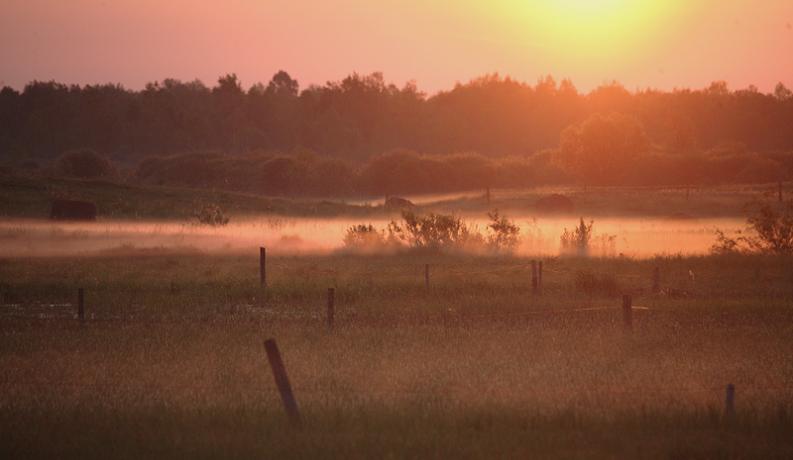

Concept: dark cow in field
[[50, 199, 97, 221], [534, 194, 575, 214], [384, 196, 415, 210]]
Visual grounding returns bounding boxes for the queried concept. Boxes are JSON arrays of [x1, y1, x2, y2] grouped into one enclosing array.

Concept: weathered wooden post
[[425, 264, 430, 289], [725, 383, 735, 418], [259, 247, 267, 287], [652, 266, 660, 294], [263, 339, 302, 427], [327, 288, 335, 329], [622, 294, 632, 330], [77, 288, 85, 322], [531, 260, 538, 294]]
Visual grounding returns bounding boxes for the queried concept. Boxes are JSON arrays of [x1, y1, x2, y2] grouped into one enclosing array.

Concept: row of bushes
[[17, 146, 793, 197], [343, 210, 520, 254]]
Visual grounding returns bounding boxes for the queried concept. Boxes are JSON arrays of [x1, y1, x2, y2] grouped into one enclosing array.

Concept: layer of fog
[[0, 216, 745, 259]]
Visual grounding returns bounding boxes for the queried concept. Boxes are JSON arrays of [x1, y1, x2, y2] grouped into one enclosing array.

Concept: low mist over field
[[0, 215, 745, 259]]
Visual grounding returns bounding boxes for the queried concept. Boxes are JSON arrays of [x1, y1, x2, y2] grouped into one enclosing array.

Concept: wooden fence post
[[259, 247, 267, 287], [327, 288, 335, 329], [263, 339, 302, 427], [725, 383, 735, 418], [77, 288, 85, 322], [425, 264, 430, 289], [622, 294, 632, 330], [531, 260, 538, 294], [652, 266, 660, 294]]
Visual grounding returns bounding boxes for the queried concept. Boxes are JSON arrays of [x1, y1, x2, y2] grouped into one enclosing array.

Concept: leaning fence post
[[327, 288, 335, 329], [425, 264, 430, 289], [531, 260, 538, 294], [263, 339, 302, 427], [259, 247, 267, 287], [725, 383, 735, 418], [622, 294, 632, 330], [77, 288, 85, 322]]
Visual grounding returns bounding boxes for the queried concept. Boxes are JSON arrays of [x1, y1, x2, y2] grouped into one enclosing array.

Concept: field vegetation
[[2, 166, 793, 458], [1, 250, 792, 458]]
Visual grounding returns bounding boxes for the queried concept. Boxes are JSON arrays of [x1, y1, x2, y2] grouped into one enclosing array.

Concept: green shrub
[[395, 211, 483, 251], [343, 210, 521, 254], [54, 149, 115, 179], [193, 204, 229, 227], [712, 200, 793, 255], [486, 210, 520, 253], [560, 218, 593, 256]]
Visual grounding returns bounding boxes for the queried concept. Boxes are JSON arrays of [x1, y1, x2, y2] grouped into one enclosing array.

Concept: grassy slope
[[2, 173, 787, 220], [1, 252, 792, 458], [0, 174, 376, 220]]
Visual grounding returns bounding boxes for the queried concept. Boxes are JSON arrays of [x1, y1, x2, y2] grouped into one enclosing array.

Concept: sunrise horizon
[[3, 0, 793, 94], [3, 2, 793, 459]]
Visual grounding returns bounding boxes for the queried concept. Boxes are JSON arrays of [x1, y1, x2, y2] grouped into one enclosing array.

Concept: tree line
[[2, 71, 793, 191]]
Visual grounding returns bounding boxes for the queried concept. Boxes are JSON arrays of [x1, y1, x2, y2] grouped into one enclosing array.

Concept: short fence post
[[531, 260, 538, 294], [425, 264, 430, 289], [263, 339, 302, 427], [622, 294, 632, 330], [725, 383, 735, 418], [259, 247, 267, 287], [327, 288, 335, 329], [652, 266, 660, 294], [77, 288, 85, 322]]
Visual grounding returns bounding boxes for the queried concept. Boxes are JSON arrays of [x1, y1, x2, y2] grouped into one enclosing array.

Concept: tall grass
[[1, 252, 792, 458]]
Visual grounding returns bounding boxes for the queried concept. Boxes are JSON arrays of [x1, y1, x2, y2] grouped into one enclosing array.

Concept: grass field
[[2, 172, 789, 220], [1, 251, 792, 458]]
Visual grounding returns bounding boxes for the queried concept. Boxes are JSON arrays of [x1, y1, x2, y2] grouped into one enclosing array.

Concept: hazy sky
[[2, 0, 792, 94]]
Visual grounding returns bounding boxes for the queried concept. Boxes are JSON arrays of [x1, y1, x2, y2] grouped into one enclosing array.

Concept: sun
[[547, 0, 634, 15], [476, 0, 681, 63]]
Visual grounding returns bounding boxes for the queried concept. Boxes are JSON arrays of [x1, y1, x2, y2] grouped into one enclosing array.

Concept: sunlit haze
[[2, 0, 792, 92]]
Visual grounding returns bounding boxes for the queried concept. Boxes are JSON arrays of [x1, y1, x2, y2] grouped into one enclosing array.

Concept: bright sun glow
[[474, 0, 682, 65]]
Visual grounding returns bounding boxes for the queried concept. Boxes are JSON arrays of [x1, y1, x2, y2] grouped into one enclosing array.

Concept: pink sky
[[1, 0, 792, 94]]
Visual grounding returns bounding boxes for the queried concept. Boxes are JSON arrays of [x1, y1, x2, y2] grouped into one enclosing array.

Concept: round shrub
[[55, 149, 115, 179]]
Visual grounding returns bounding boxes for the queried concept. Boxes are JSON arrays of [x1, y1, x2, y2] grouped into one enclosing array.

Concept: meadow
[[1, 250, 792, 458], [2, 176, 793, 458]]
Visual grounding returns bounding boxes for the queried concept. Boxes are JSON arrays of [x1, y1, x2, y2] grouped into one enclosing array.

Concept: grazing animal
[[384, 196, 415, 210], [50, 199, 97, 221], [534, 194, 575, 214]]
